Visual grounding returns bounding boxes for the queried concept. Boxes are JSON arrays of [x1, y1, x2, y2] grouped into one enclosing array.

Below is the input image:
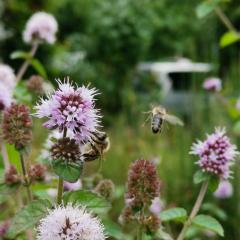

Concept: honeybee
[[145, 106, 184, 134], [82, 131, 110, 162]]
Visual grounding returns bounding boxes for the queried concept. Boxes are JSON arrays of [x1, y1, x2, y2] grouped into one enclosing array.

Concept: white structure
[[137, 58, 212, 96]]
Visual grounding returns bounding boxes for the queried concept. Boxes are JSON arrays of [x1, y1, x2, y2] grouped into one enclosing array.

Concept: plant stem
[[19, 151, 32, 203], [56, 128, 67, 205], [16, 42, 39, 82], [177, 180, 209, 240], [57, 177, 64, 205], [137, 225, 143, 240], [214, 6, 238, 33], [0, 141, 10, 169]]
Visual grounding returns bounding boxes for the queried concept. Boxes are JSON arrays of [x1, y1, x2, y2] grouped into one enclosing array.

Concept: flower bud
[[27, 75, 44, 94], [29, 163, 46, 181], [4, 165, 21, 185], [94, 179, 115, 201]]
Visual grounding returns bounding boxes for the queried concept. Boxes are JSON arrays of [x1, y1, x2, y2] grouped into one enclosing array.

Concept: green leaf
[[196, 1, 219, 18], [14, 83, 32, 105], [10, 51, 30, 60], [30, 59, 47, 79], [156, 229, 173, 240], [220, 31, 240, 48], [233, 120, 240, 135], [52, 159, 83, 183], [193, 170, 210, 184], [63, 190, 110, 211], [159, 208, 187, 222], [209, 176, 220, 192], [192, 214, 224, 237], [6, 199, 52, 238]]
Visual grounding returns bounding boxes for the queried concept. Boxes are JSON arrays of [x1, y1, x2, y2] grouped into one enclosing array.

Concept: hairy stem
[[214, 6, 238, 33], [19, 151, 32, 203], [177, 180, 209, 240], [16, 42, 39, 82]]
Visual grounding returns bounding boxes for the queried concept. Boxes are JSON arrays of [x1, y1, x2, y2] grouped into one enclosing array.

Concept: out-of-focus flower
[[4, 165, 21, 185], [203, 77, 222, 92], [236, 98, 240, 111], [23, 12, 58, 44], [37, 204, 106, 240], [29, 163, 46, 181], [94, 179, 115, 201], [34, 79, 101, 143], [64, 180, 82, 192], [0, 64, 16, 91], [0, 220, 10, 238], [150, 197, 163, 216], [126, 159, 160, 209], [2, 103, 32, 150], [214, 180, 233, 199], [190, 128, 238, 179], [0, 85, 12, 111], [27, 75, 44, 94]]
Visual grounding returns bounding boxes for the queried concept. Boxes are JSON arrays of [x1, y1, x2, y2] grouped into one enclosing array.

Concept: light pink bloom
[[64, 180, 82, 191], [0, 85, 12, 111], [190, 128, 238, 179], [0, 64, 16, 91], [23, 12, 58, 44], [203, 77, 222, 92], [214, 180, 233, 199], [150, 197, 163, 215], [34, 79, 101, 143]]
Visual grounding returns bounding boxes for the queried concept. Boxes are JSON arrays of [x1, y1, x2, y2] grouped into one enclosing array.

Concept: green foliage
[[208, 176, 220, 192], [220, 31, 240, 47], [196, 0, 221, 18], [10, 50, 30, 60], [30, 58, 47, 79], [52, 159, 83, 183], [193, 170, 209, 184], [159, 208, 187, 222], [63, 190, 110, 212], [192, 214, 224, 236], [6, 199, 52, 239]]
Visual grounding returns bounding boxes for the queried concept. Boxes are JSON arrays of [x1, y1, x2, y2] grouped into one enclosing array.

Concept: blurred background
[[0, 0, 240, 239]]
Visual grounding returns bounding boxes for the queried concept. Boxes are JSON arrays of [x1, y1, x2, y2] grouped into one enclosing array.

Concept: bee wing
[[164, 114, 184, 126]]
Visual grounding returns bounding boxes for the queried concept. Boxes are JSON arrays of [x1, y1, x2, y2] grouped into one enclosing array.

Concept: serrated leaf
[[52, 159, 83, 183], [6, 199, 52, 238], [30, 59, 47, 79], [63, 190, 110, 211], [159, 208, 187, 222], [220, 31, 240, 48], [193, 170, 210, 184], [10, 51, 30, 60], [192, 214, 224, 236]]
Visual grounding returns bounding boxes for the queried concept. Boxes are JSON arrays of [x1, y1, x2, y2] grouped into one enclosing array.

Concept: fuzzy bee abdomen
[[151, 114, 163, 134]]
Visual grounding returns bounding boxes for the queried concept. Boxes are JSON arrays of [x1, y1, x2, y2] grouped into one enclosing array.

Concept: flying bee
[[144, 106, 184, 134], [81, 131, 110, 162]]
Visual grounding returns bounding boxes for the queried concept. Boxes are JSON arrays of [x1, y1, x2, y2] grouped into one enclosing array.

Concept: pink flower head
[[149, 197, 163, 216], [23, 12, 58, 44], [0, 64, 16, 91], [34, 79, 101, 143], [203, 77, 222, 92], [190, 128, 238, 179], [0, 85, 12, 111], [214, 180, 233, 199]]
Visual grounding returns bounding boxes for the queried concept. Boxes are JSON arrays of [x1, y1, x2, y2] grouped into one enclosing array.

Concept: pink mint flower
[[23, 12, 58, 44], [34, 79, 101, 143], [190, 128, 238, 179], [149, 197, 163, 215], [0, 85, 12, 111], [203, 77, 222, 92], [214, 180, 233, 199], [0, 64, 16, 91]]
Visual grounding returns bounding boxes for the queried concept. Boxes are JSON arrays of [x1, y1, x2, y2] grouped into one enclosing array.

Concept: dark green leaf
[[193, 170, 210, 184], [192, 214, 224, 236], [52, 159, 83, 183], [63, 190, 110, 211], [30, 59, 47, 79], [220, 31, 240, 48], [6, 199, 52, 238], [209, 176, 220, 192], [159, 208, 187, 222], [10, 51, 30, 60]]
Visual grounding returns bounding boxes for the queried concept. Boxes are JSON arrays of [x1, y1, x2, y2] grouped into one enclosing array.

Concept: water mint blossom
[[190, 128, 238, 179], [34, 79, 101, 143], [37, 204, 106, 240], [0, 64, 16, 91], [0, 85, 12, 111], [23, 12, 58, 44], [214, 180, 233, 199]]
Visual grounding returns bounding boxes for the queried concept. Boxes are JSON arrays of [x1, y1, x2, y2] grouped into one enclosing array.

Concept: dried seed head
[[4, 165, 21, 185], [27, 75, 44, 94], [51, 137, 81, 162], [144, 214, 161, 235], [29, 163, 46, 181], [2, 103, 32, 150], [94, 179, 115, 201], [126, 159, 160, 209]]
